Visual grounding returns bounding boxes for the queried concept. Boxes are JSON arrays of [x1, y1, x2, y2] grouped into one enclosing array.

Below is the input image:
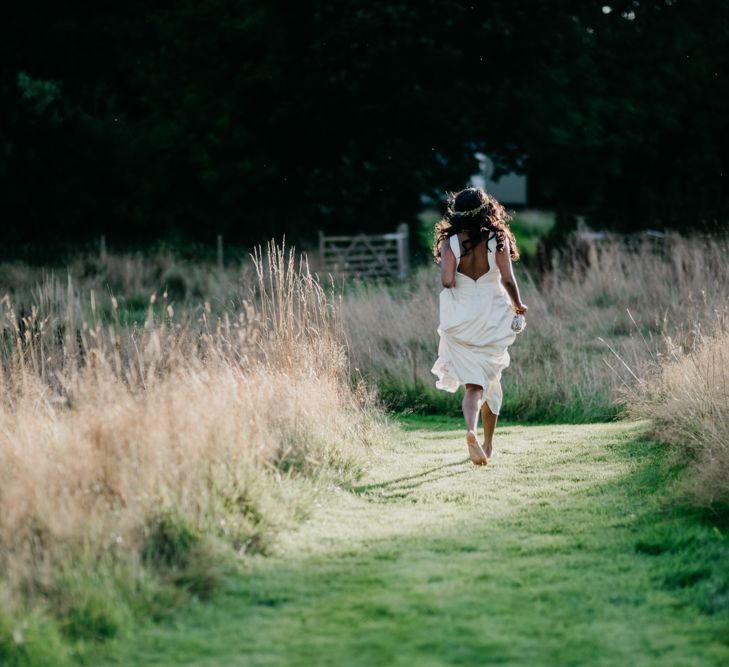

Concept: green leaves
[[2, 0, 728, 247], [17, 72, 62, 119]]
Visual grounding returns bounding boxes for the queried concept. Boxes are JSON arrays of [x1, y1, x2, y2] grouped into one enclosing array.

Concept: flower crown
[[452, 200, 488, 217]]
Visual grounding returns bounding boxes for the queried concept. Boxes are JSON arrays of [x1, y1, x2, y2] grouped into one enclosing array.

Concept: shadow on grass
[[101, 430, 729, 667], [350, 459, 468, 497]]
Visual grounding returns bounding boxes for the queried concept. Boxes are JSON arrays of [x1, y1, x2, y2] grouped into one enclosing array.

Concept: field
[[1, 235, 729, 665], [343, 232, 729, 423]]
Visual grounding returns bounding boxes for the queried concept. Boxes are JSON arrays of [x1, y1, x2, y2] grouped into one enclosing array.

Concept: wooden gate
[[318, 223, 410, 281]]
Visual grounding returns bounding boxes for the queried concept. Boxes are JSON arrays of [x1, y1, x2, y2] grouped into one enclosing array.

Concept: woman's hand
[[496, 243, 527, 317]]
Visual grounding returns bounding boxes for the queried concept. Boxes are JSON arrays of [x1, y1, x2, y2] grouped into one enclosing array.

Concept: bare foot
[[466, 431, 487, 466], [483, 440, 493, 460]]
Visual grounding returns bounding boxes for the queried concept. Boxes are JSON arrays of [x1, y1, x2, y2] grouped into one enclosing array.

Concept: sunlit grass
[[98, 420, 729, 667]]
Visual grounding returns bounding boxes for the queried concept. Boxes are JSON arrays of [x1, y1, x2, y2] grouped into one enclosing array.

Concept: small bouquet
[[511, 313, 526, 333]]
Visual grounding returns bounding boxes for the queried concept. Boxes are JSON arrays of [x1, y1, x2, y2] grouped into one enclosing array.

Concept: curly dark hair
[[432, 187, 520, 263]]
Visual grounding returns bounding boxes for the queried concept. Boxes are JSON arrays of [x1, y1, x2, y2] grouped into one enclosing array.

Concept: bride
[[431, 187, 527, 466]]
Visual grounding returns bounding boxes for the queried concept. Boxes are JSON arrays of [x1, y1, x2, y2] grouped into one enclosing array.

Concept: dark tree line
[[2, 0, 728, 249]]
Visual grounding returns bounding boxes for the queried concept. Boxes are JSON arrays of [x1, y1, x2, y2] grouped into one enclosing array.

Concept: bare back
[[454, 232, 491, 281]]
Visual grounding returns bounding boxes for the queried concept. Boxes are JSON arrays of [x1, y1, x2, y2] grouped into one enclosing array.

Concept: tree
[[1, 0, 727, 250]]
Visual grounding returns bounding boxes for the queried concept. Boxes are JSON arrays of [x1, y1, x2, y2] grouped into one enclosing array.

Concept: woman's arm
[[494, 242, 528, 314], [440, 242, 457, 288]]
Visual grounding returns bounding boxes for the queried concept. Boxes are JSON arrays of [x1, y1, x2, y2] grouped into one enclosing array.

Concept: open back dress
[[431, 232, 516, 415]]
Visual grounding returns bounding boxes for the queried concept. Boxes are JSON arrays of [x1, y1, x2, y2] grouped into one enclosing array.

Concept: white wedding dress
[[431, 233, 516, 415]]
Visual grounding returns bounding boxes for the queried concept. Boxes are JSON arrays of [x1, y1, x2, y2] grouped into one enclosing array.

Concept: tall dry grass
[[341, 234, 729, 421], [627, 328, 729, 509], [0, 244, 384, 663]]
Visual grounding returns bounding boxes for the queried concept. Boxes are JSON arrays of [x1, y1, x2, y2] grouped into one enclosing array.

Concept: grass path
[[103, 419, 729, 666]]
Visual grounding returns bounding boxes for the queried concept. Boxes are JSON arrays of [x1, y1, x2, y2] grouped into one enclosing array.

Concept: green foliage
[[160, 268, 189, 302], [376, 375, 620, 424], [508, 210, 555, 259], [376, 376, 462, 417], [0, 606, 72, 667], [16, 72, 61, 118], [416, 207, 554, 263], [168, 542, 229, 600], [503, 378, 620, 424], [52, 566, 134, 641], [141, 511, 237, 597], [143, 512, 201, 569], [2, 2, 729, 248]]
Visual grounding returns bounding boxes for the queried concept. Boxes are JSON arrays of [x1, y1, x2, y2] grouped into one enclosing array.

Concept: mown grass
[[93, 419, 729, 667]]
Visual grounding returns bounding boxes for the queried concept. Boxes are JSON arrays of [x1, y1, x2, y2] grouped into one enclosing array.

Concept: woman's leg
[[462, 384, 482, 433], [463, 384, 487, 465], [481, 401, 498, 458]]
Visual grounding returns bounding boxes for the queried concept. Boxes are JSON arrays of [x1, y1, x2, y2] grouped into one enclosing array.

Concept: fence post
[[217, 235, 224, 270], [396, 223, 409, 281], [318, 230, 326, 266]]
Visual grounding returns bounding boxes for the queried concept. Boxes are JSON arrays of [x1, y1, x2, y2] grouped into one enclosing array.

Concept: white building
[[470, 153, 527, 207]]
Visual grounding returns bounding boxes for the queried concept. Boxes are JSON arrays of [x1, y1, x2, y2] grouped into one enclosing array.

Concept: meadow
[[0, 245, 387, 665], [344, 232, 729, 424], [1, 233, 728, 665]]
